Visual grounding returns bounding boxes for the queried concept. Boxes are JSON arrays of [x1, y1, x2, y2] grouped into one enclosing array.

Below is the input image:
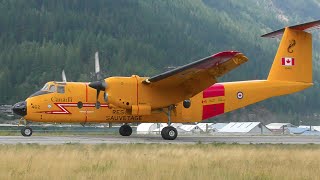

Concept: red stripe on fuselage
[[202, 84, 225, 120], [203, 84, 224, 98], [43, 103, 108, 114]]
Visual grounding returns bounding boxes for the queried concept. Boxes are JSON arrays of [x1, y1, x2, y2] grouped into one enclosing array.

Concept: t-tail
[[265, 20, 318, 83], [200, 20, 320, 120]]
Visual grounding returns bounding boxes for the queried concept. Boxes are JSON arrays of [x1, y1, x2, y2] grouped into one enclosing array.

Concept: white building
[[197, 123, 214, 132], [298, 125, 320, 132], [218, 122, 271, 134], [137, 123, 183, 134], [288, 127, 309, 134], [266, 123, 295, 133], [137, 123, 164, 134], [212, 123, 228, 131], [178, 125, 202, 134]]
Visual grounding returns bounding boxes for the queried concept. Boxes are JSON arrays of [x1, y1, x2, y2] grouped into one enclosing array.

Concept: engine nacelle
[[105, 75, 140, 109]]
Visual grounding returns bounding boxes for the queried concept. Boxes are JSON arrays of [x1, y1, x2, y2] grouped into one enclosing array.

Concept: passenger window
[[57, 86, 65, 94], [49, 85, 56, 92]]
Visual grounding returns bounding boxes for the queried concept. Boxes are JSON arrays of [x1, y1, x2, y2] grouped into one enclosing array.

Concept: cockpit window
[[29, 83, 54, 98], [57, 86, 65, 94], [49, 85, 56, 92], [41, 84, 49, 91]]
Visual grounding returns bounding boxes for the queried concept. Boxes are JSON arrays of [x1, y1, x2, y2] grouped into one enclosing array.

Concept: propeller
[[89, 51, 107, 108], [62, 70, 67, 82], [89, 80, 107, 108]]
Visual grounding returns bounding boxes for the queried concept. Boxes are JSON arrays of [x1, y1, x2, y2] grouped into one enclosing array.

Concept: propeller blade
[[97, 89, 100, 100], [95, 51, 102, 80], [62, 70, 67, 82]]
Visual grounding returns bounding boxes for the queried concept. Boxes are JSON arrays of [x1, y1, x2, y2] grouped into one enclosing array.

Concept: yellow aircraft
[[12, 20, 319, 140]]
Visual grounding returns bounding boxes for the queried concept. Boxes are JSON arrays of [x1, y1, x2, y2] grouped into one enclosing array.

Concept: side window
[[49, 85, 56, 92], [57, 86, 65, 94]]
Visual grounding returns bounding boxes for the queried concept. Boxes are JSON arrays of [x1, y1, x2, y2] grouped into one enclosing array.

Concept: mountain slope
[[0, 0, 319, 123]]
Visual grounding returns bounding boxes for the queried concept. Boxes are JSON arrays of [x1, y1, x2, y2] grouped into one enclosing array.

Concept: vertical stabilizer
[[267, 28, 312, 83]]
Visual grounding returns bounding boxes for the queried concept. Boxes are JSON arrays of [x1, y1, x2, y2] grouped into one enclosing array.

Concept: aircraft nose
[[12, 101, 27, 116]]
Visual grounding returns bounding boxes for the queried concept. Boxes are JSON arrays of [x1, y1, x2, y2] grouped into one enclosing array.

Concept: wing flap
[[143, 51, 248, 92]]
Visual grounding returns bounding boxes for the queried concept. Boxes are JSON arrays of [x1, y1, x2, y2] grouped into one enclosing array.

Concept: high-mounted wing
[[143, 51, 248, 98]]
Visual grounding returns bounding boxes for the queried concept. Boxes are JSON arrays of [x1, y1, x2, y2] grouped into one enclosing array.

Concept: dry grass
[[0, 143, 319, 180]]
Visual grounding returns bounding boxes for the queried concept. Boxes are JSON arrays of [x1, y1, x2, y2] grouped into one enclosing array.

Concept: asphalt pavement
[[0, 135, 319, 145]]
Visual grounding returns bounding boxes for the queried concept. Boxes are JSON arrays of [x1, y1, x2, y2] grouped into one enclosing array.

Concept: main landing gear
[[118, 105, 177, 140], [119, 124, 132, 136], [161, 105, 178, 140], [161, 126, 177, 140]]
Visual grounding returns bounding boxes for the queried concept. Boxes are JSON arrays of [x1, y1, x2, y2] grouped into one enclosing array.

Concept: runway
[[0, 135, 320, 144]]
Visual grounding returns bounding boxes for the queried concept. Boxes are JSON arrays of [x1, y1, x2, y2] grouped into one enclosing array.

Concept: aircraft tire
[[161, 127, 166, 138], [161, 126, 177, 140], [119, 124, 132, 136], [21, 127, 33, 137]]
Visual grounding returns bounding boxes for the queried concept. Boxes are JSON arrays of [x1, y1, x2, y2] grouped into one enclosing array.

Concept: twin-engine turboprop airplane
[[13, 20, 319, 140]]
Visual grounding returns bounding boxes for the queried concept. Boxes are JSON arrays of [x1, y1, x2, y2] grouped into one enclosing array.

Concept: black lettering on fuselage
[[106, 116, 142, 122], [51, 97, 73, 102], [112, 109, 126, 115]]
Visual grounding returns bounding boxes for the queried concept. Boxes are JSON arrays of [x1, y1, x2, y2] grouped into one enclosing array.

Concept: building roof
[[299, 125, 314, 130], [196, 123, 214, 131], [171, 123, 183, 128], [178, 125, 200, 132], [138, 123, 183, 132], [266, 123, 294, 130], [137, 123, 154, 131], [212, 123, 228, 130], [137, 123, 161, 132], [288, 127, 309, 134], [314, 126, 320, 132], [299, 125, 320, 132], [219, 122, 264, 133]]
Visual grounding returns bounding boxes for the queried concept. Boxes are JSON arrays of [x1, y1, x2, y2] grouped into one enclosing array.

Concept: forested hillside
[[0, 0, 319, 123]]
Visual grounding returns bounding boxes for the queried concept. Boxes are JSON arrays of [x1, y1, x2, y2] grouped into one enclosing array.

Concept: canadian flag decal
[[282, 57, 295, 66]]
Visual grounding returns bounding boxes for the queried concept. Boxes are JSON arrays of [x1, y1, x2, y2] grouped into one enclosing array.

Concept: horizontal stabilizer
[[261, 20, 320, 38]]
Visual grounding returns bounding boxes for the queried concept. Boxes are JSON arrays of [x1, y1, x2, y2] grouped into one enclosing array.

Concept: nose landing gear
[[21, 127, 33, 137], [19, 118, 33, 137]]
